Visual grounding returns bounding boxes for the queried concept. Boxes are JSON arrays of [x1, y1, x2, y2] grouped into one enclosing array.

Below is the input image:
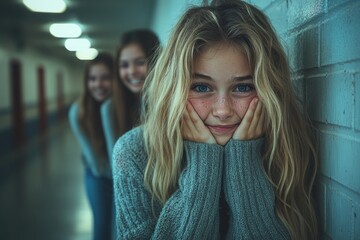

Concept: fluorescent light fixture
[[49, 23, 82, 38], [23, 0, 66, 13], [76, 48, 98, 60], [64, 38, 91, 51]]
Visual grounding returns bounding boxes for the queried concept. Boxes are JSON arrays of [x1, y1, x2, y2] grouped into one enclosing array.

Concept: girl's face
[[188, 43, 257, 145], [87, 63, 113, 103], [119, 43, 148, 93]]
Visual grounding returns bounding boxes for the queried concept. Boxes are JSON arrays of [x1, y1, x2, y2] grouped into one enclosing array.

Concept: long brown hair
[[78, 52, 114, 159], [142, 2, 318, 239], [112, 29, 160, 136]]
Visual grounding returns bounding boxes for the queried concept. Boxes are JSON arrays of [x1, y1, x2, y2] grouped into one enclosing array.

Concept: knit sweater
[[68, 102, 111, 178], [112, 126, 290, 239]]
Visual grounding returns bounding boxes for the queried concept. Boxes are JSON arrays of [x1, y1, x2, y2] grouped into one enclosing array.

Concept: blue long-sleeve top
[[68, 102, 111, 178], [100, 99, 117, 169], [112, 126, 290, 239]]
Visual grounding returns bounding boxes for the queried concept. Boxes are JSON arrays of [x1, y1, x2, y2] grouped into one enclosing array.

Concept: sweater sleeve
[[100, 99, 117, 169], [112, 129, 223, 240], [223, 139, 290, 240], [68, 103, 111, 177]]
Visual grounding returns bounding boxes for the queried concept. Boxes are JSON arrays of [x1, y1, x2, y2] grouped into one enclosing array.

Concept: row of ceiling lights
[[23, 0, 98, 60]]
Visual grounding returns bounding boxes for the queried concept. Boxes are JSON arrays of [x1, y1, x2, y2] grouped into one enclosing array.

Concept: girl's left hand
[[232, 97, 266, 141]]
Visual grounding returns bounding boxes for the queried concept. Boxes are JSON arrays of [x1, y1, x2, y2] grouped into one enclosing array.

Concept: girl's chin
[[92, 94, 111, 102], [214, 135, 232, 146]]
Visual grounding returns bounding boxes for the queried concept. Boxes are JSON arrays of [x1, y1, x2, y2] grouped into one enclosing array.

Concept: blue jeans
[[85, 167, 114, 240]]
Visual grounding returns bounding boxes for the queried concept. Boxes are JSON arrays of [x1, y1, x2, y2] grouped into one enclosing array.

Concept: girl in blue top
[[68, 53, 114, 240]]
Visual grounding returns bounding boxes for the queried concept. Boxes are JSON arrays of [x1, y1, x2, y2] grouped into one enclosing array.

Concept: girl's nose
[[128, 63, 136, 76], [212, 96, 233, 120]]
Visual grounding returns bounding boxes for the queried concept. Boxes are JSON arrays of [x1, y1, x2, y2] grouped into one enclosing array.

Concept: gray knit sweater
[[112, 127, 290, 239]]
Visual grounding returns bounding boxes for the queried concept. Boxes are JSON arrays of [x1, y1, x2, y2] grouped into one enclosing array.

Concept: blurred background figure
[[101, 29, 160, 160], [68, 53, 115, 240]]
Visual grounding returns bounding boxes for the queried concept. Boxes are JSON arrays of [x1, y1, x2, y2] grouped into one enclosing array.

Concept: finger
[[183, 102, 205, 141], [183, 103, 198, 134], [233, 97, 258, 140], [256, 103, 266, 136], [187, 102, 203, 128], [186, 101, 216, 144], [248, 100, 262, 134]]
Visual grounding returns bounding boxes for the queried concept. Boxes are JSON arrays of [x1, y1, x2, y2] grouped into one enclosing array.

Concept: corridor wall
[[0, 36, 83, 155]]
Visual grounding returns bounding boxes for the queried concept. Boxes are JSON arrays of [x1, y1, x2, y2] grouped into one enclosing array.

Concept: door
[[37, 66, 47, 134], [10, 60, 25, 146]]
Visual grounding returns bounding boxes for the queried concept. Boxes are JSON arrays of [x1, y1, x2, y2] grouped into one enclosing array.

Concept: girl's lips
[[207, 124, 239, 135], [128, 79, 144, 85]]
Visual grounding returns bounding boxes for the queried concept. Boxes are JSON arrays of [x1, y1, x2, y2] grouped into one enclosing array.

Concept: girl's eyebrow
[[193, 73, 253, 81]]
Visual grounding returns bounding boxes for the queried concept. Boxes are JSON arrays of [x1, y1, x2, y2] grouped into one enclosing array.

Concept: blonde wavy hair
[[142, 1, 318, 239]]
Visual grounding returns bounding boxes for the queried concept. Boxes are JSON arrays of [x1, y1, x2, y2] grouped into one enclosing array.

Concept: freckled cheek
[[87, 82, 95, 92], [141, 65, 148, 76], [232, 98, 253, 118], [188, 98, 212, 121]]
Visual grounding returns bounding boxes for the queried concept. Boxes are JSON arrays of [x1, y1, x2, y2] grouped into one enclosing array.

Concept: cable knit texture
[[224, 139, 290, 239], [112, 127, 290, 239]]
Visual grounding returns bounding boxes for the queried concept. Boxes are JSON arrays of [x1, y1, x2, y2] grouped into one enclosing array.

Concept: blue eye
[[191, 84, 211, 93], [234, 84, 254, 92]]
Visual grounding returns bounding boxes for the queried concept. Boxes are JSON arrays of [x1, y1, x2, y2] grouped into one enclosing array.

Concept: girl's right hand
[[182, 101, 216, 144]]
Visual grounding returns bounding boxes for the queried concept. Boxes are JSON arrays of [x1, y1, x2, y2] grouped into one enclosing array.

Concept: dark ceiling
[[0, 0, 157, 63]]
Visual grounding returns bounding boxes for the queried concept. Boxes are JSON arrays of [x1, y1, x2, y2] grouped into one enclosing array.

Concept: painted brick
[[285, 27, 319, 71], [326, 186, 358, 239], [321, 6, 360, 66], [285, 34, 299, 71], [328, 0, 353, 9], [247, 0, 274, 10], [264, 0, 288, 35], [306, 74, 353, 127], [355, 74, 360, 131], [302, 27, 320, 69], [315, 180, 327, 233], [355, 202, 360, 239], [288, 0, 325, 28], [292, 78, 305, 103], [319, 132, 360, 193]]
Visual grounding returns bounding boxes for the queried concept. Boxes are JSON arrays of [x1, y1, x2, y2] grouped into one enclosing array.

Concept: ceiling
[[0, 0, 157, 64]]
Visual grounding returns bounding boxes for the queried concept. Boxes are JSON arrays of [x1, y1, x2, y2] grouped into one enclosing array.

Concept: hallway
[[0, 121, 92, 240]]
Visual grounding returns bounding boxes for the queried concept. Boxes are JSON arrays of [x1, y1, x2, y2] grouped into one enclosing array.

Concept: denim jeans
[[85, 167, 114, 240]]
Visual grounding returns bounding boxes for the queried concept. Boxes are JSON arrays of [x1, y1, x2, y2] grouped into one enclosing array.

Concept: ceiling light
[[76, 48, 98, 60], [23, 0, 66, 13], [49, 23, 81, 38], [64, 38, 91, 51]]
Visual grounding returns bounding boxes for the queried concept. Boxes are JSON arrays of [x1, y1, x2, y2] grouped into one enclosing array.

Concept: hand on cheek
[[232, 97, 266, 141], [182, 102, 216, 144]]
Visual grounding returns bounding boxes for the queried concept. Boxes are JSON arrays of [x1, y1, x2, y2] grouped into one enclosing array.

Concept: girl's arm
[[113, 128, 223, 240], [224, 139, 290, 239], [100, 99, 117, 168], [224, 98, 290, 239], [68, 103, 110, 177]]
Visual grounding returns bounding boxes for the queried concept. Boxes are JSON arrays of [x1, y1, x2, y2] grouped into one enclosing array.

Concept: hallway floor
[[0, 121, 92, 240]]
